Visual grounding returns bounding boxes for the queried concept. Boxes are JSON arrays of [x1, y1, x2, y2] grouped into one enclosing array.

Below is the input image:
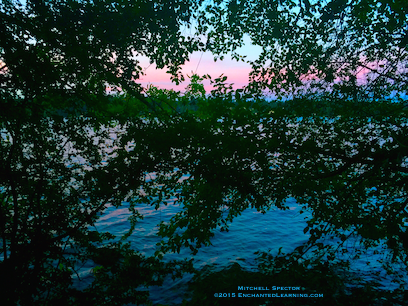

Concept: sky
[[135, 35, 263, 93], [14, 0, 262, 94]]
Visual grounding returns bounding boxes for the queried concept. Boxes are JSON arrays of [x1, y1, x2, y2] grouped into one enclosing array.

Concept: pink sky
[[135, 36, 263, 93], [136, 53, 250, 93]]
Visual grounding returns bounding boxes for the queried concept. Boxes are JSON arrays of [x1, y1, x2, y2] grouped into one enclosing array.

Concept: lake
[[68, 121, 407, 305], [73, 194, 405, 305]]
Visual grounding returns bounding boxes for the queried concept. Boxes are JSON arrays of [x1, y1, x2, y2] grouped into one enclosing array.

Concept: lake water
[[67, 122, 407, 305], [3, 119, 404, 304], [74, 195, 405, 305], [80, 197, 309, 304]]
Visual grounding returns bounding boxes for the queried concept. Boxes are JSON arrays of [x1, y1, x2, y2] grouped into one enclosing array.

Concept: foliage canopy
[[1, 0, 408, 305]]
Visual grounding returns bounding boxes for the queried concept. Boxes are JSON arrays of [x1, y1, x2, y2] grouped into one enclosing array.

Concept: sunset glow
[[136, 36, 263, 93]]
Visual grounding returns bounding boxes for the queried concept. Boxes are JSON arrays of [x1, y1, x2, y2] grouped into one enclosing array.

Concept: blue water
[[91, 198, 310, 304], [54, 123, 408, 304], [74, 195, 405, 305]]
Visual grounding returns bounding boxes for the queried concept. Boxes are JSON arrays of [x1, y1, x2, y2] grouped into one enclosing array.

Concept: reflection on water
[[76, 196, 405, 305], [44, 120, 407, 304], [76, 197, 309, 304]]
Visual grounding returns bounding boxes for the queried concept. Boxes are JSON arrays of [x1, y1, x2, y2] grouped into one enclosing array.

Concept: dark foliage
[[1, 0, 407, 305]]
